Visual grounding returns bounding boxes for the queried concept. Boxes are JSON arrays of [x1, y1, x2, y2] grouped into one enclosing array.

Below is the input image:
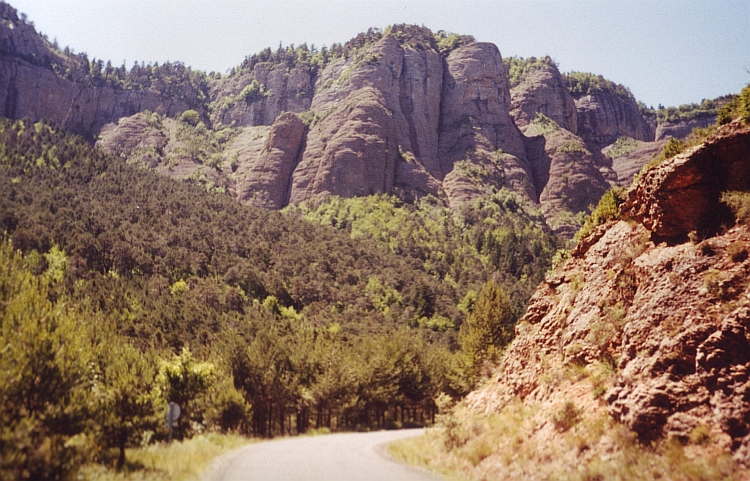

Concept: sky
[[8, 0, 750, 108]]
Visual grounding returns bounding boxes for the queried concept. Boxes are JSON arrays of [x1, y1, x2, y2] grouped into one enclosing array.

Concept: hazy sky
[[9, 0, 750, 108]]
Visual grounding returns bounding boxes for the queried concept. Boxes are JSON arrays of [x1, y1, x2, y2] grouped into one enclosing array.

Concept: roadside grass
[[389, 401, 741, 481], [388, 431, 471, 481], [79, 433, 250, 481]]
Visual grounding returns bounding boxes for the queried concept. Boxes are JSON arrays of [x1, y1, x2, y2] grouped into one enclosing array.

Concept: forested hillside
[[0, 118, 558, 478]]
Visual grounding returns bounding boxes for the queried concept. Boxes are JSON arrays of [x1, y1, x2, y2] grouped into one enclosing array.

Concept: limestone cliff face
[[460, 121, 750, 476], [289, 35, 443, 204], [0, 58, 197, 139], [0, 8, 689, 238], [235, 112, 306, 209], [439, 42, 531, 207], [575, 92, 655, 147], [522, 120, 609, 237]]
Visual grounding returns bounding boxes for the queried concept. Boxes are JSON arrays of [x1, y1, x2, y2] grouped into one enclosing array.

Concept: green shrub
[[556, 141, 587, 155], [721, 191, 750, 225], [552, 401, 582, 432], [563, 71, 633, 101], [530, 112, 559, 134], [662, 137, 686, 159], [240, 80, 270, 103], [504, 56, 555, 89], [575, 186, 627, 241], [178, 109, 200, 126], [717, 84, 750, 125], [606, 136, 638, 159]]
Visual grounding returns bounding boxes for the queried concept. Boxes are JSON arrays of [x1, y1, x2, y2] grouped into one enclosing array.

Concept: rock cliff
[[510, 61, 578, 134], [444, 120, 750, 478], [508, 62, 610, 235], [656, 115, 717, 141], [574, 91, 655, 148]]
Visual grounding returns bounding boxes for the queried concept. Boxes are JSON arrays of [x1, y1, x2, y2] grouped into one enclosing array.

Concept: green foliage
[[91, 336, 158, 468], [170, 278, 189, 296], [236, 28, 384, 78], [556, 140, 587, 155], [644, 95, 734, 123], [458, 278, 514, 381], [529, 112, 560, 134], [295, 191, 557, 325], [721, 191, 750, 225], [563, 71, 633, 101], [156, 347, 216, 408], [717, 84, 750, 125], [365, 275, 403, 314], [0, 241, 93, 480], [155, 347, 216, 436], [505, 56, 555, 89], [605, 136, 638, 159], [239, 80, 270, 103], [0, 119, 473, 450], [576, 186, 627, 241], [178, 109, 200, 126], [662, 137, 686, 159], [433, 30, 475, 56]]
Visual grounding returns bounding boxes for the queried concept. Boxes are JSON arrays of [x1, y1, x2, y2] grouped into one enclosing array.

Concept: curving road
[[204, 428, 443, 481]]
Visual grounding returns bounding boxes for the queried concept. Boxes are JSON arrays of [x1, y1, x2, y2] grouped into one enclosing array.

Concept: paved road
[[204, 429, 443, 481]]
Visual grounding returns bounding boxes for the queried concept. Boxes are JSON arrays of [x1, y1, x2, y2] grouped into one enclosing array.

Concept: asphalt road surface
[[204, 429, 444, 481]]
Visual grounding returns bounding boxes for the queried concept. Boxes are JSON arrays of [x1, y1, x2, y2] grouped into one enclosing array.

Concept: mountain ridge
[[0, 2, 721, 237]]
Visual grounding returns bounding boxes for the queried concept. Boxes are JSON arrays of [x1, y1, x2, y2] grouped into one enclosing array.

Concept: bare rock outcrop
[[439, 43, 533, 207], [575, 92, 655, 148], [234, 112, 305, 208], [603, 138, 667, 185], [522, 118, 609, 237], [623, 121, 750, 238], [209, 64, 314, 127], [0, 6, 201, 138], [510, 62, 578, 134], [96, 112, 229, 192]]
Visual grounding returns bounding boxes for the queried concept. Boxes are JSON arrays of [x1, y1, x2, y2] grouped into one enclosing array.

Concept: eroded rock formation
[[464, 120, 750, 470], [623, 121, 750, 238]]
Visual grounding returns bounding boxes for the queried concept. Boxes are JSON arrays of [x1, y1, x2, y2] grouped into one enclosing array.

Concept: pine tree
[[459, 278, 514, 379]]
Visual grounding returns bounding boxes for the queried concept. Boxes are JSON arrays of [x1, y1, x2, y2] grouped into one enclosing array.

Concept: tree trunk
[[116, 431, 126, 470]]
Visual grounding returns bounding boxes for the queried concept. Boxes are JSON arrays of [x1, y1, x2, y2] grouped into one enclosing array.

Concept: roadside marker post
[[166, 402, 181, 444]]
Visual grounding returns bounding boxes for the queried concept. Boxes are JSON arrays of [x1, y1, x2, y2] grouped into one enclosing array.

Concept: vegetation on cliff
[[562, 71, 634, 101], [505, 56, 557, 89]]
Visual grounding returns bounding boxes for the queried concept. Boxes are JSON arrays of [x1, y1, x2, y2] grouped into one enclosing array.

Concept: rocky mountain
[[408, 119, 750, 479], [0, 3, 717, 237]]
